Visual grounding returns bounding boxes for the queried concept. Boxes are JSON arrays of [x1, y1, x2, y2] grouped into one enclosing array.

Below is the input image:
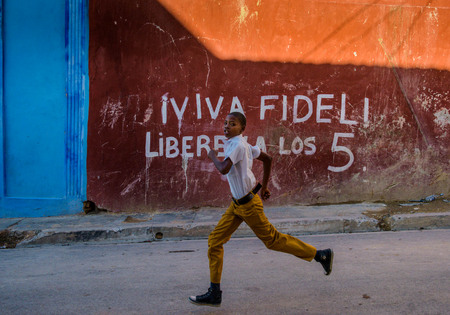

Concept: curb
[[388, 212, 450, 231], [4, 212, 449, 248], [1, 209, 450, 248]]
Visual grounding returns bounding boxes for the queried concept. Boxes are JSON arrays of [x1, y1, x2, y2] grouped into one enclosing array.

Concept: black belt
[[232, 183, 262, 206]]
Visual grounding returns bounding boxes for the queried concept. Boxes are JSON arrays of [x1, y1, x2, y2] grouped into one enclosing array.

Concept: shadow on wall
[[87, 0, 450, 212]]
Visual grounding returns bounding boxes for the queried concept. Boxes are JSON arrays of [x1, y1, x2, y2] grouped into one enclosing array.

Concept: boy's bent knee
[[258, 230, 283, 250], [208, 232, 231, 248]]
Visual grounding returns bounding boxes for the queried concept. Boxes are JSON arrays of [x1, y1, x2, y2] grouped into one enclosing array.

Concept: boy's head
[[228, 112, 246, 129], [224, 112, 246, 138]]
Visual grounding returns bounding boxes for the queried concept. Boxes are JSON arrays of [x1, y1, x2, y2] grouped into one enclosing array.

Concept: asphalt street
[[2, 229, 449, 314]]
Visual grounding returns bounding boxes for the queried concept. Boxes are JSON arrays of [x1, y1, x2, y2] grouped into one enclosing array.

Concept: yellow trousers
[[208, 194, 317, 283]]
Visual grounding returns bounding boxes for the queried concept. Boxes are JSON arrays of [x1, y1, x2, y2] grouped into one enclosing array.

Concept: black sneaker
[[316, 249, 334, 275], [189, 288, 222, 307]]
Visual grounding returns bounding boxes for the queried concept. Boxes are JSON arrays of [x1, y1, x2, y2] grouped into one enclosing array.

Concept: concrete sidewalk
[[1, 202, 450, 248]]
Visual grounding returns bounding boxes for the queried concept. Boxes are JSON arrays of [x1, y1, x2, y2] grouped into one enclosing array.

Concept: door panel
[[1, 0, 89, 218], [4, 0, 66, 198]]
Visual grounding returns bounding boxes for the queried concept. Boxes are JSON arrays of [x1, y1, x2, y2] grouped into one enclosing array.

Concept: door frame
[[0, 0, 89, 218]]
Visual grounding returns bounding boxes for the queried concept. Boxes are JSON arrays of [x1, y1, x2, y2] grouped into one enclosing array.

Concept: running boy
[[189, 112, 333, 307]]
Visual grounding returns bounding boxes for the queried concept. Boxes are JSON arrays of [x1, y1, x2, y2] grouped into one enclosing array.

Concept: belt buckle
[[233, 188, 257, 206]]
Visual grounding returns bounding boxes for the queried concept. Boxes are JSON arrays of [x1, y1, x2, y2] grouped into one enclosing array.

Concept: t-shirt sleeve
[[251, 145, 261, 159], [226, 142, 246, 164]]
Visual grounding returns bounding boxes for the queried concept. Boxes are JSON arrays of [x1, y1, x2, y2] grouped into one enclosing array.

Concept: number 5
[[328, 133, 354, 172]]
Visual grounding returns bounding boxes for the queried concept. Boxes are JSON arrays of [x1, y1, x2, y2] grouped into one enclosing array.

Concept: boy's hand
[[208, 149, 218, 160], [261, 187, 271, 200]]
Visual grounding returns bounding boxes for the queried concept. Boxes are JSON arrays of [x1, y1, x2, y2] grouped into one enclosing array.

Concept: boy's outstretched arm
[[257, 151, 272, 200], [208, 149, 233, 175]]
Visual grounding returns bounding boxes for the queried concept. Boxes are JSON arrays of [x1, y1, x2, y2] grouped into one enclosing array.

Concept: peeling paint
[[282, 83, 296, 91], [393, 116, 406, 129], [262, 80, 275, 86], [237, 0, 249, 25], [100, 97, 123, 129], [428, 8, 439, 23], [434, 108, 450, 128], [414, 93, 433, 111], [143, 106, 153, 124]]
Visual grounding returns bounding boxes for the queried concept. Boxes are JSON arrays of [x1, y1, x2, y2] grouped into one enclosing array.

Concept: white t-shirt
[[224, 135, 261, 199]]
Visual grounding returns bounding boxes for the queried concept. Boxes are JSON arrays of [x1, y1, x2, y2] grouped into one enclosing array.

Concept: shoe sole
[[325, 249, 334, 276], [188, 297, 221, 307]]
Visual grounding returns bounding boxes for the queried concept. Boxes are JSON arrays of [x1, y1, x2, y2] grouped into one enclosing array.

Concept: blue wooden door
[[0, 0, 89, 218]]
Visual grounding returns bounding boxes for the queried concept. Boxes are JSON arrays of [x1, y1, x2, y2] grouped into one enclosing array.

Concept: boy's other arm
[[256, 151, 272, 200], [208, 149, 233, 175]]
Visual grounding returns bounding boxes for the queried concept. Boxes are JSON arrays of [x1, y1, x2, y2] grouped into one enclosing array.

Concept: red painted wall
[[88, 0, 449, 212]]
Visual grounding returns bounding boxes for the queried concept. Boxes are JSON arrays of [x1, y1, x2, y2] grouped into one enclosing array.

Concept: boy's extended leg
[[239, 195, 316, 260], [239, 194, 333, 275]]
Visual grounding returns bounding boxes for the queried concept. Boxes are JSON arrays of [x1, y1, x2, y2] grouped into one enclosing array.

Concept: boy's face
[[224, 114, 244, 138]]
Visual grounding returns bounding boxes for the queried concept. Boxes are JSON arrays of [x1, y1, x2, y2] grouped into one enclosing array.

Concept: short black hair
[[228, 112, 246, 129]]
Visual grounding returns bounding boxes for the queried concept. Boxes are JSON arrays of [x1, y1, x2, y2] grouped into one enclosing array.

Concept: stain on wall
[[88, 0, 449, 212]]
